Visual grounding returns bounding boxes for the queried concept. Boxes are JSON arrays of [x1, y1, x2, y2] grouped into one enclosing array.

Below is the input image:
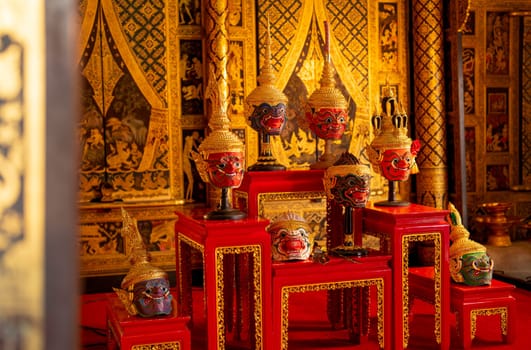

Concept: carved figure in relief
[[183, 131, 201, 201]]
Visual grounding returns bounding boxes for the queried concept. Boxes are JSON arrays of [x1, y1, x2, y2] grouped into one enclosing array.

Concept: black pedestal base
[[203, 208, 247, 220], [331, 245, 369, 257], [248, 162, 286, 171]]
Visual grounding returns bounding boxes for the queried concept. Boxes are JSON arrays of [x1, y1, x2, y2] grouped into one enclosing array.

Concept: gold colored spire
[[118, 208, 168, 291], [306, 21, 347, 111], [199, 64, 245, 156], [245, 14, 288, 110]]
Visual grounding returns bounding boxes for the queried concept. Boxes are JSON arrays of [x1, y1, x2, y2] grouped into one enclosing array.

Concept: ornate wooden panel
[[78, 0, 180, 203], [79, 202, 179, 277], [459, 1, 529, 216]]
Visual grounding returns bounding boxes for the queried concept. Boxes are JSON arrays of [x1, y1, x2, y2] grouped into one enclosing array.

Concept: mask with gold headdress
[[113, 208, 173, 317], [448, 203, 494, 286], [368, 84, 420, 182], [268, 211, 314, 261]]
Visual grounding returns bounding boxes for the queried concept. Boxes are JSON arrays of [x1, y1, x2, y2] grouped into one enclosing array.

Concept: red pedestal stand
[[271, 254, 392, 350], [174, 206, 271, 350], [363, 203, 451, 350], [409, 266, 516, 349], [106, 295, 191, 350]]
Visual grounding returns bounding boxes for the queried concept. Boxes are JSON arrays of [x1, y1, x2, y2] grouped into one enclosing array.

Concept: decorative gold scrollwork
[[470, 307, 508, 339]]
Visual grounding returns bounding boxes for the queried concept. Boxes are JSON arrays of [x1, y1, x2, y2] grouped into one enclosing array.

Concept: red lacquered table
[[271, 254, 392, 350], [363, 203, 450, 350], [106, 294, 191, 350], [409, 266, 516, 349], [174, 206, 271, 350]]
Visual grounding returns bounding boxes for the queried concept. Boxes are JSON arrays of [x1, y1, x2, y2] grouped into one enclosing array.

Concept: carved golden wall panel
[[78, 0, 181, 203], [458, 0, 529, 217], [79, 202, 179, 277]]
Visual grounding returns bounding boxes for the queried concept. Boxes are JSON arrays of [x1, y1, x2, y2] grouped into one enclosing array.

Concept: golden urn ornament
[[245, 15, 288, 171], [113, 208, 173, 317], [448, 203, 494, 286], [368, 84, 420, 206], [305, 21, 349, 169]]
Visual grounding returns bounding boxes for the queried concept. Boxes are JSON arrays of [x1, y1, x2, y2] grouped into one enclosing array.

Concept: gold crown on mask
[[197, 128, 245, 156], [267, 211, 312, 234], [306, 22, 348, 112], [325, 152, 371, 178], [117, 208, 168, 292], [370, 84, 412, 151], [245, 15, 288, 113], [448, 203, 487, 258]]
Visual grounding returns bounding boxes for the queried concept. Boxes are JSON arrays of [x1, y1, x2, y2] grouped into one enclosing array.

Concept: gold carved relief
[[470, 307, 508, 339], [79, 202, 179, 277], [131, 342, 181, 350], [258, 191, 327, 241]]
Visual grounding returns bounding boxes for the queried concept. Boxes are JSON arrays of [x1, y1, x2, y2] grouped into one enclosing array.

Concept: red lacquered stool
[[409, 266, 516, 349], [271, 254, 392, 350], [106, 294, 191, 350]]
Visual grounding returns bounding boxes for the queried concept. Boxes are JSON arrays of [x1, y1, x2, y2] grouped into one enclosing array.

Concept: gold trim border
[[215, 245, 263, 350], [470, 307, 508, 340], [131, 342, 181, 350], [280, 278, 385, 350], [401, 232, 442, 348]]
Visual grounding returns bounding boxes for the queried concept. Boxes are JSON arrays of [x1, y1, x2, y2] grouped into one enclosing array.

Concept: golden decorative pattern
[[112, 0, 167, 102], [411, 0, 448, 208], [401, 232, 442, 347], [131, 341, 181, 350], [215, 245, 263, 350], [470, 307, 508, 339], [280, 278, 385, 350], [258, 191, 327, 240], [205, 0, 230, 107], [416, 167, 448, 209], [79, 203, 179, 277]]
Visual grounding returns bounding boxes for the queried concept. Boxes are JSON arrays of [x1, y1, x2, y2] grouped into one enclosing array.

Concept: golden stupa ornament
[[113, 208, 173, 317], [448, 203, 494, 286], [367, 84, 420, 206], [245, 15, 288, 171], [192, 64, 247, 220], [305, 21, 349, 169]]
